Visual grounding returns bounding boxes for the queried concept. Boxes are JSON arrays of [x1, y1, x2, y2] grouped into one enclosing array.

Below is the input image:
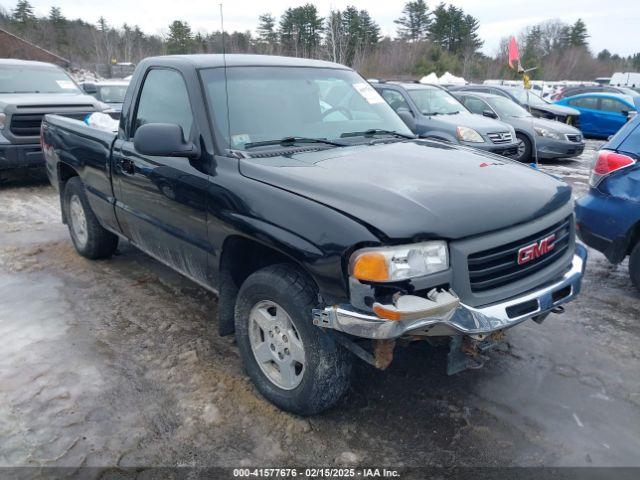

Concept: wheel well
[[58, 162, 78, 187], [626, 220, 640, 255], [57, 163, 79, 223], [216, 236, 316, 336], [515, 130, 532, 143]]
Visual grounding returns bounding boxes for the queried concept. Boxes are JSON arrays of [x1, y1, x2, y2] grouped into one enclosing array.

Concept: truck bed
[[41, 113, 120, 233]]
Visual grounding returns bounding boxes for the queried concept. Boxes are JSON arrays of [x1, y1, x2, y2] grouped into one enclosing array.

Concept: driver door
[[112, 68, 210, 285]]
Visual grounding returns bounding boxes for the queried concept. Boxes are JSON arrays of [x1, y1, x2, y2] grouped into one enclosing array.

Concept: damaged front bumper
[[313, 244, 587, 340]]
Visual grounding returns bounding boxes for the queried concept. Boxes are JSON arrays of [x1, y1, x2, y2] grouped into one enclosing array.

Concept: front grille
[[566, 133, 582, 142], [487, 132, 513, 144], [467, 217, 572, 292], [10, 112, 91, 137]]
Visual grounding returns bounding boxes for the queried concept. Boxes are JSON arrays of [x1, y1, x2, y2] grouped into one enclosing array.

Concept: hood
[[239, 140, 571, 240], [0, 93, 100, 109], [508, 116, 581, 134], [535, 103, 580, 116], [531, 116, 581, 133], [421, 111, 511, 133]]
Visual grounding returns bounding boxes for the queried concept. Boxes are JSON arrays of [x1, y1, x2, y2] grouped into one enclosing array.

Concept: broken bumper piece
[[313, 244, 587, 340]]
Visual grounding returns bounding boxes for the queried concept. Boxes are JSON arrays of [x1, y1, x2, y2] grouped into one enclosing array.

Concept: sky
[[2, 0, 638, 57]]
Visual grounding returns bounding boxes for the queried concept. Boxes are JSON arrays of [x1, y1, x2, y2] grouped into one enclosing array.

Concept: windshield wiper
[[244, 136, 346, 149], [340, 129, 415, 140], [444, 111, 460, 115]]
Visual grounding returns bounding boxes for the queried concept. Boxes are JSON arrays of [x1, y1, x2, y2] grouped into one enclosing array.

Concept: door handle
[[120, 157, 135, 175]]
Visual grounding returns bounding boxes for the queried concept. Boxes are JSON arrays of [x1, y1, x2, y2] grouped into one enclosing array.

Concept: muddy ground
[[1, 140, 639, 471]]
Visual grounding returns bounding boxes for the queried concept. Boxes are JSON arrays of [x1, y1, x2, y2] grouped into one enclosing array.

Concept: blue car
[[555, 93, 638, 138], [576, 114, 640, 290]]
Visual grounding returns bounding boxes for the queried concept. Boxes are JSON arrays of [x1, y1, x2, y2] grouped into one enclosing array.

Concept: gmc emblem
[[517, 234, 556, 265]]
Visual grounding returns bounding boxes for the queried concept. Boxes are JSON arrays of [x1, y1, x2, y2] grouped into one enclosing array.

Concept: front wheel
[[630, 242, 640, 292], [514, 133, 532, 162], [234, 264, 352, 415]]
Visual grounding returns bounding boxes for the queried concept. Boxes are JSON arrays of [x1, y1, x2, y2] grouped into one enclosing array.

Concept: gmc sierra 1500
[[41, 54, 587, 415]]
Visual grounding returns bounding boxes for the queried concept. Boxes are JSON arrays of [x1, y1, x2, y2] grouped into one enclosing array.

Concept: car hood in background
[[536, 103, 581, 117], [0, 93, 100, 109], [508, 116, 582, 135], [419, 110, 511, 133], [239, 140, 571, 240]]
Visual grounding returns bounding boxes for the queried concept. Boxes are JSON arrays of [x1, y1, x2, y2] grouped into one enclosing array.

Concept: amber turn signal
[[351, 252, 389, 282], [372, 303, 402, 321]]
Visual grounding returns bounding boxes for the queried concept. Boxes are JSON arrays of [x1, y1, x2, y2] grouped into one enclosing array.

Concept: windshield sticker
[[231, 133, 251, 146], [354, 83, 383, 104], [56, 80, 76, 89]]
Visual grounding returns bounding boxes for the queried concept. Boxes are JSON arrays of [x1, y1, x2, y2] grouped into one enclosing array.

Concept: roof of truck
[[142, 54, 350, 70]]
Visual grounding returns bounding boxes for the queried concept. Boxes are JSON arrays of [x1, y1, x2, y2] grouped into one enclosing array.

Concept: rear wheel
[[234, 264, 352, 415], [515, 133, 532, 162], [630, 242, 640, 292], [63, 177, 118, 259]]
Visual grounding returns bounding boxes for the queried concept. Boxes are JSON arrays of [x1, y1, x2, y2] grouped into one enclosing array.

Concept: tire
[[515, 133, 533, 162], [62, 177, 118, 259], [630, 242, 640, 292], [234, 264, 352, 415]]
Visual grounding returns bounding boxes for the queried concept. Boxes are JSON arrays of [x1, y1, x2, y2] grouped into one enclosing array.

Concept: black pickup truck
[[0, 59, 104, 179], [42, 55, 587, 415]]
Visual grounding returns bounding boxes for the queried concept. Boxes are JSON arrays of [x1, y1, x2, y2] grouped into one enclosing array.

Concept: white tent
[[438, 71, 466, 85], [419, 72, 440, 84]]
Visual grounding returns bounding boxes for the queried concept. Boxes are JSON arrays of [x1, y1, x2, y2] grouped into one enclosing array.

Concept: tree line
[[1, 0, 639, 81]]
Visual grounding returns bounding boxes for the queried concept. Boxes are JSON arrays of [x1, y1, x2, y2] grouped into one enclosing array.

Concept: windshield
[[617, 86, 640, 97], [510, 88, 548, 106], [488, 96, 531, 117], [200, 67, 412, 150], [406, 87, 465, 115], [98, 85, 127, 103], [0, 66, 80, 94]]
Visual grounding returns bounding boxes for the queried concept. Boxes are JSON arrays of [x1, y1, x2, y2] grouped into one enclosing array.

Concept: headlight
[[350, 241, 449, 282], [456, 126, 484, 143], [0, 113, 6, 130], [534, 127, 562, 140]]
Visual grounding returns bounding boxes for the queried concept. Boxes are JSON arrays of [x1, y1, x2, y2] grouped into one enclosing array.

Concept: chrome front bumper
[[313, 244, 587, 340]]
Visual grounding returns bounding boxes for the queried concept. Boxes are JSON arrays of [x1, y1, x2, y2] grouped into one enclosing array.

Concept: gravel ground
[[1, 141, 639, 470]]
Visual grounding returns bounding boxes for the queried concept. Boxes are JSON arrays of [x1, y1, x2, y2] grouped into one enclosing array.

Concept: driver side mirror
[[482, 109, 498, 119], [82, 82, 97, 94], [134, 123, 199, 158], [621, 110, 636, 120], [396, 107, 416, 132]]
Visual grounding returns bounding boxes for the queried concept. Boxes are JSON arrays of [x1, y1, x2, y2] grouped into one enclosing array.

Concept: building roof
[[0, 28, 70, 67]]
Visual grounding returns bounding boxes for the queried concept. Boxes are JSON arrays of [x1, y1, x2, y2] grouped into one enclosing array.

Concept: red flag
[[508, 36, 520, 70]]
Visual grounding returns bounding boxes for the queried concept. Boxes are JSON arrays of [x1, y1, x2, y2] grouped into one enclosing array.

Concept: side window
[[569, 97, 598, 109], [600, 98, 628, 114], [462, 96, 488, 114], [133, 69, 194, 139], [380, 89, 411, 112]]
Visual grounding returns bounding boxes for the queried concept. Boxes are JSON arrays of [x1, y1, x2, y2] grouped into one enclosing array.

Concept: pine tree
[[49, 6, 68, 50], [257, 13, 278, 45], [278, 4, 322, 58], [166, 20, 194, 54], [395, 0, 431, 42], [12, 0, 35, 32], [568, 19, 589, 48]]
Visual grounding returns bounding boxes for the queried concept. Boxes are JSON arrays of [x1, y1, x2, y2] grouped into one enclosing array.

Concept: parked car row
[[372, 81, 585, 162]]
